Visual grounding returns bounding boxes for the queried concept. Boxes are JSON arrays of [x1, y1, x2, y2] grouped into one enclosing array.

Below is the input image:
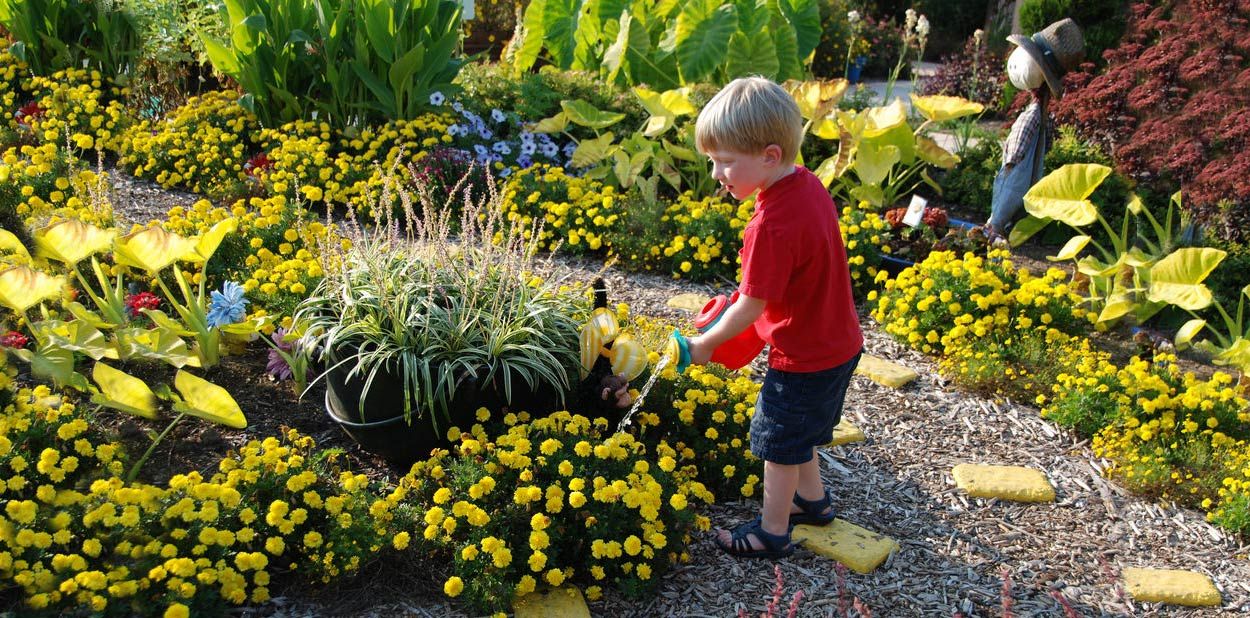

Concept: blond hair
[[695, 77, 804, 163]]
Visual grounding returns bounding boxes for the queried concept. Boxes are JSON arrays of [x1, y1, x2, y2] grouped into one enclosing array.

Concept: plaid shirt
[[1002, 100, 1052, 167]]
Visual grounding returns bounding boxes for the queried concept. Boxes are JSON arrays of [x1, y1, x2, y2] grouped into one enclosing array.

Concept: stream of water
[[614, 352, 671, 433]]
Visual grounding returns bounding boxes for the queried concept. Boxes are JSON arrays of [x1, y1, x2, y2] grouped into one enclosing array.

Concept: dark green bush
[[1018, 0, 1127, 66], [917, 0, 990, 58]]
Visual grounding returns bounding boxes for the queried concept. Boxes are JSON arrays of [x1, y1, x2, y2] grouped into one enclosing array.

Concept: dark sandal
[[790, 489, 836, 526], [715, 517, 794, 559]]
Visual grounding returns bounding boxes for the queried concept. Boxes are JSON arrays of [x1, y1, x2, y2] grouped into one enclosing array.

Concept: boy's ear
[[762, 144, 783, 165]]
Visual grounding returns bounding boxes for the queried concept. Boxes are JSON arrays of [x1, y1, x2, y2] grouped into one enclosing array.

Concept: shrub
[[917, 0, 992, 58], [935, 137, 1001, 217], [403, 411, 712, 613], [0, 0, 142, 78], [1052, 0, 1250, 243], [1018, 0, 1127, 67], [810, 0, 858, 79]]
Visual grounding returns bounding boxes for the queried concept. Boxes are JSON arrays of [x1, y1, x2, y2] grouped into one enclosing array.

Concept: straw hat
[[1008, 18, 1085, 97]]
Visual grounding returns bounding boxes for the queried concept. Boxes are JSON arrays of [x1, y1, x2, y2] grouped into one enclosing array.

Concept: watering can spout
[[664, 330, 692, 375]]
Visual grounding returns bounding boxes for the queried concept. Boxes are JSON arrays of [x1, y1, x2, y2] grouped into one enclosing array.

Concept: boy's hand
[[685, 335, 714, 366]]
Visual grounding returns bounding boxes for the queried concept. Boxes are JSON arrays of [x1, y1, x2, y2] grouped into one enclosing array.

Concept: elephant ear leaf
[[1022, 164, 1110, 227], [92, 362, 160, 420], [1049, 235, 1091, 261], [1147, 247, 1226, 310], [174, 370, 247, 429], [1174, 319, 1206, 350]]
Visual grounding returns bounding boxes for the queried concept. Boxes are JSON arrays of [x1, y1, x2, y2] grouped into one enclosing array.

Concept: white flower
[[429, 91, 446, 106], [904, 8, 917, 31], [917, 16, 930, 38], [847, 10, 860, 24]]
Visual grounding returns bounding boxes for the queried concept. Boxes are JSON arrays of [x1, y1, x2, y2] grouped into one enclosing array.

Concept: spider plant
[[296, 166, 584, 434]]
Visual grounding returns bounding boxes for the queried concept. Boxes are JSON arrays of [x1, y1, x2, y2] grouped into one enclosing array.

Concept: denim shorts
[[750, 351, 861, 465]]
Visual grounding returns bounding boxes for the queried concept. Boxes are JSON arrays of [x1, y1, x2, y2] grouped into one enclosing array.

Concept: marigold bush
[[1044, 354, 1250, 534], [402, 410, 712, 613]]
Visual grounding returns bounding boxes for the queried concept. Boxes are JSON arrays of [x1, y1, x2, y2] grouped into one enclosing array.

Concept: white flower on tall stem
[[847, 10, 860, 24]]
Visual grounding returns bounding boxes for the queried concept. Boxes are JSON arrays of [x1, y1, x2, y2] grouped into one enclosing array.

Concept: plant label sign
[[902, 195, 927, 228]]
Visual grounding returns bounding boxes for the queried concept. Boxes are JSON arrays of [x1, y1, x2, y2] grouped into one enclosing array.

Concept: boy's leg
[[795, 448, 824, 503], [760, 461, 799, 537]]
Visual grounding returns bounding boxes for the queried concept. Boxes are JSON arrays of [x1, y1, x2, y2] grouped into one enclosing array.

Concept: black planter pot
[[878, 254, 917, 277], [323, 351, 561, 464]]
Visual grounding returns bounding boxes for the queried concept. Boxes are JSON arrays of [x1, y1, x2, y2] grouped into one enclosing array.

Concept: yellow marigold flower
[[164, 604, 190, 618], [443, 576, 464, 597], [392, 532, 410, 550]]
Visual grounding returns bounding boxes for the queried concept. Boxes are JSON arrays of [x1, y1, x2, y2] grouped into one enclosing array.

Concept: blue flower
[[563, 142, 578, 156], [206, 281, 248, 328], [474, 144, 488, 157], [499, 168, 513, 178], [491, 109, 507, 123], [429, 91, 446, 106], [519, 131, 534, 143], [492, 141, 512, 155], [452, 101, 464, 113], [447, 124, 463, 137], [517, 154, 533, 168], [540, 142, 559, 158], [519, 140, 537, 156], [477, 127, 493, 141]]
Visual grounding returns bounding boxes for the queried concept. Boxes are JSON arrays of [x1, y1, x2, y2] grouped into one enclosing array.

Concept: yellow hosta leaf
[[1210, 337, 1250, 371], [1023, 164, 1111, 227], [915, 135, 959, 169], [1096, 293, 1135, 324], [785, 79, 848, 120], [861, 98, 908, 138], [190, 217, 238, 263], [0, 265, 64, 312], [0, 229, 30, 261], [174, 370, 247, 428], [34, 219, 115, 265], [1049, 235, 1092, 261], [114, 226, 200, 275], [92, 362, 159, 419], [607, 333, 648, 381], [634, 86, 697, 118], [1174, 319, 1206, 350], [1147, 247, 1227, 310], [811, 115, 839, 140], [909, 94, 984, 122]]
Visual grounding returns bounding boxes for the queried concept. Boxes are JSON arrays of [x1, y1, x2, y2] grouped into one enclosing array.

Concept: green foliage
[[916, 0, 988, 58], [123, 0, 226, 113], [509, 0, 822, 89], [0, 0, 142, 78], [297, 180, 584, 429], [454, 63, 647, 140], [1018, 0, 1126, 67], [934, 137, 1000, 217], [201, 0, 465, 127]]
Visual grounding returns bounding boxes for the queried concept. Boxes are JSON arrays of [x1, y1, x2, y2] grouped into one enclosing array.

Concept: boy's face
[[705, 145, 785, 201]]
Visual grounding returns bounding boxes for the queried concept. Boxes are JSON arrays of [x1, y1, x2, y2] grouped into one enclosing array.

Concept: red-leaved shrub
[[1053, 0, 1250, 242]]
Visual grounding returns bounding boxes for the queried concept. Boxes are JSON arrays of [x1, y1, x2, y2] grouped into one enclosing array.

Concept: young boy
[[686, 76, 863, 559]]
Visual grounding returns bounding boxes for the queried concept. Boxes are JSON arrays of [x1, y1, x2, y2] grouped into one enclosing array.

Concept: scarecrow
[[982, 18, 1085, 245]]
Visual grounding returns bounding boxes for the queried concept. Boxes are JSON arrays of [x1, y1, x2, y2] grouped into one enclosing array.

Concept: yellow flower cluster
[[1045, 354, 1250, 533], [837, 201, 891, 295], [257, 113, 455, 213], [118, 91, 261, 200], [872, 249, 1090, 357], [24, 69, 131, 153], [2, 142, 114, 228], [0, 50, 28, 123], [162, 195, 337, 317], [402, 408, 712, 614], [0, 382, 407, 616], [647, 192, 750, 281], [499, 164, 620, 255]]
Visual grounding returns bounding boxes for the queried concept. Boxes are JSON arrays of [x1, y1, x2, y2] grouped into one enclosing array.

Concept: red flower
[[243, 153, 273, 178], [125, 291, 161, 317], [0, 331, 29, 349], [14, 101, 44, 127]]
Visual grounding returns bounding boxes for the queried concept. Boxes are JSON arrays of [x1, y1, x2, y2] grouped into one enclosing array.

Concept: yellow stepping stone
[[791, 519, 898, 574], [952, 463, 1055, 502], [854, 353, 918, 388], [1123, 568, 1222, 607], [513, 586, 591, 618], [828, 419, 865, 446], [666, 293, 709, 312]]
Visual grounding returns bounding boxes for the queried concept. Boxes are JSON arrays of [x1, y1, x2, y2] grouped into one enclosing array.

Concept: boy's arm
[[685, 292, 766, 365]]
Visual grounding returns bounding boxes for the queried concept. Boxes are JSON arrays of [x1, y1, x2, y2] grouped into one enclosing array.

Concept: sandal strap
[[792, 489, 832, 513], [730, 517, 791, 552]]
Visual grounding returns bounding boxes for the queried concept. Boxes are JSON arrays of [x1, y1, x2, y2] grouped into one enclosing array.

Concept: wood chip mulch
[[100, 175, 1250, 618]]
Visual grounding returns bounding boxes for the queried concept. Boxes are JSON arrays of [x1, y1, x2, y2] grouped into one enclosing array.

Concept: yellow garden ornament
[[579, 306, 621, 374], [606, 332, 648, 382]]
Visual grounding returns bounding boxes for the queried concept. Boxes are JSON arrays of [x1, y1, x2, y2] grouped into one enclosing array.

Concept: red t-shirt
[[738, 166, 863, 372]]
